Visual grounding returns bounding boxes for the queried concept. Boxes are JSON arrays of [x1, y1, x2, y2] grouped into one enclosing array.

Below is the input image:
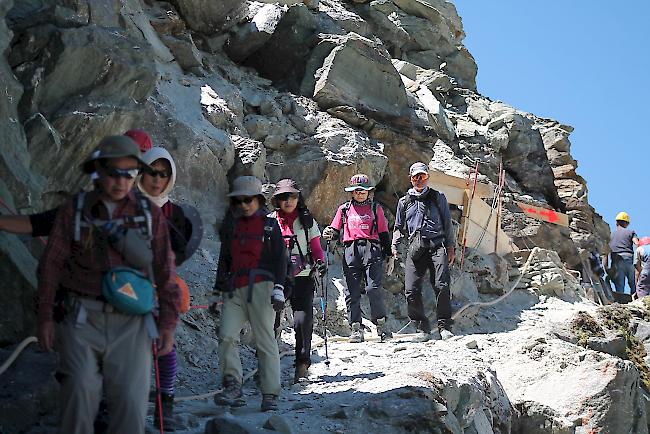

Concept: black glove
[[315, 259, 327, 277]]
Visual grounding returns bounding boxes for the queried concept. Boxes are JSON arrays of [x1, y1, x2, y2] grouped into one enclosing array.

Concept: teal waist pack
[[102, 267, 155, 315]]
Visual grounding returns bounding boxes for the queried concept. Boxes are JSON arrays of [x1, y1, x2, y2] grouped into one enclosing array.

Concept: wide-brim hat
[[81, 135, 150, 174], [227, 176, 263, 197], [344, 173, 374, 192], [273, 178, 301, 196]]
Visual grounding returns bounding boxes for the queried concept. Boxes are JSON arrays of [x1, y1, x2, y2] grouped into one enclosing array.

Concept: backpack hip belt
[[230, 268, 276, 302]]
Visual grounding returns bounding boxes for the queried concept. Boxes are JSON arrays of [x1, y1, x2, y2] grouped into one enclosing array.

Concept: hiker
[[322, 174, 392, 343], [138, 146, 197, 430], [391, 162, 455, 342], [270, 179, 326, 382], [0, 129, 153, 238], [605, 212, 638, 296], [635, 237, 650, 298], [36, 135, 180, 434], [213, 176, 288, 412]]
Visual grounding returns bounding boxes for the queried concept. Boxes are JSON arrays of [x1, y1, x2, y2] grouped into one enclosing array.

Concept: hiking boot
[[440, 328, 454, 340], [213, 375, 245, 407], [294, 362, 310, 383], [376, 317, 393, 342], [261, 394, 279, 412], [349, 322, 364, 343], [412, 320, 431, 342], [153, 392, 180, 432]]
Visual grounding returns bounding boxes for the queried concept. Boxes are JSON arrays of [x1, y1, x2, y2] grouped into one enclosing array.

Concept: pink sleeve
[[330, 206, 343, 230], [377, 205, 389, 233], [310, 237, 325, 262]]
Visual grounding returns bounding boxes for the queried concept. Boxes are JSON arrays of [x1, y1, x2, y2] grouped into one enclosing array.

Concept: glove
[[315, 259, 327, 277], [322, 226, 339, 241], [271, 284, 286, 312]]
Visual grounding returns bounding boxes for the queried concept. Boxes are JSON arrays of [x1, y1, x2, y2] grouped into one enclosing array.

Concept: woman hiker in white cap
[[322, 174, 393, 342], [269, 179, 326, 382], [213, 176, 288, 412]]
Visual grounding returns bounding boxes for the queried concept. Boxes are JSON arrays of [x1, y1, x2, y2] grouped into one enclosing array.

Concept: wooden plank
[[516, 201, 569, 227], [466, 198, 514, 256], [428, 170, 493, 199]]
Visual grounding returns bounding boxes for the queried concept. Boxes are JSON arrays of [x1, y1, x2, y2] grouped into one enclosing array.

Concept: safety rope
[[0, 336, 38, 376], [452, 247, 540, 321]]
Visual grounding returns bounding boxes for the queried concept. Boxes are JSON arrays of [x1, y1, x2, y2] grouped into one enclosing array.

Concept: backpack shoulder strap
[[74, 192, 86, 242], [371, 200, 379, 235], [340, 201, 352, 229], [135, 192, 153, 239], [398, 195, 412, 233], [298, 208, 315, 262]]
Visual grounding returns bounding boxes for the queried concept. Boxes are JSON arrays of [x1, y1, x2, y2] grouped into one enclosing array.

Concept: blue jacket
[[392, 187, 453, 249]]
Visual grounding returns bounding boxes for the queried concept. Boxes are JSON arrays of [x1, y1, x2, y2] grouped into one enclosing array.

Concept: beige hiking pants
[[218, 280, 281, 396], [55, 303, 152, 434]]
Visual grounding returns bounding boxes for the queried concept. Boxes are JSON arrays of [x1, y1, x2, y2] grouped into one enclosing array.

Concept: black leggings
[[275, 276, 315, 365]]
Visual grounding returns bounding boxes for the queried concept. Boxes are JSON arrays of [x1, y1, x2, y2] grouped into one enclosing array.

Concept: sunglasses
[[410, 174, 428, 181], [232, 196, 255, 205], [148, 169, 170, 179], [276, 192, 299, 201], [352, 189, 368, 193], [101, 165, 140, 179]]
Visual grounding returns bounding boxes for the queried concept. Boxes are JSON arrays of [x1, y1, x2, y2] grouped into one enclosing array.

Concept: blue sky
[[453, 1, 650, 239]]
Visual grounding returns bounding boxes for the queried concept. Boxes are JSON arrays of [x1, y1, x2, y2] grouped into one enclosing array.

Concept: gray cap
[[228, 176, 263, 197], [81, 135, 150, 174], [409, 162, 428, 176]]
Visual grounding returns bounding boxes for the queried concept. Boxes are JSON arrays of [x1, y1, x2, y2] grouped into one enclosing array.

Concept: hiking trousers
[[219, 281, 281, 396], [55, 301, 152, 434], [612, 254, 636, 295], [290, 276, 316, 365], [343, 240, 387, 324], [404, 245, 451, 327]]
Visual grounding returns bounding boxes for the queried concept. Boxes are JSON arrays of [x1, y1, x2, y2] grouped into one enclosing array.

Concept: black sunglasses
[[148, 169, 170, 179], [101, 165, 140, 179], [232, 196, 255, 205], [276, 192, 299, 201]]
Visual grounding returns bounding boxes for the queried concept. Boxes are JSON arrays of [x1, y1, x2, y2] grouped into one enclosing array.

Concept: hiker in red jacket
[[37, 135, 180, 434], [213, 176, 288, 412]]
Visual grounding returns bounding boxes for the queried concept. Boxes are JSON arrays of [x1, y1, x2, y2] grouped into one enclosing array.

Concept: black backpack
[[397, 190, 448, 240]]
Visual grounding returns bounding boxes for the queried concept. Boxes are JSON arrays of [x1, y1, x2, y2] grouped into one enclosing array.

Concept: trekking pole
[[320, 242, 330, 366], [152, 341, 165, 434]]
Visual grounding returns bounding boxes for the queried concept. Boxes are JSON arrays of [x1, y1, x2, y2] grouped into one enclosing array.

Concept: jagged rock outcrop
[[0, 1, 621, 433]]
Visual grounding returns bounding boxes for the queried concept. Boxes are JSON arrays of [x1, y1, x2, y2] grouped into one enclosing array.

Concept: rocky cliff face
[[0, 1, 621, 433]]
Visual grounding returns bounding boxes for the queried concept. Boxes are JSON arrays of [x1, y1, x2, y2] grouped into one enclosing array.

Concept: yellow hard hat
[[615, 212, 630, 223]]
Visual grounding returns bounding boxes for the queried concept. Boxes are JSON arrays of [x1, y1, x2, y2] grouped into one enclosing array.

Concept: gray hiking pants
[[55, 299, 152, 434], [343, 240, 387, 324], [404, 245, 451, 327]]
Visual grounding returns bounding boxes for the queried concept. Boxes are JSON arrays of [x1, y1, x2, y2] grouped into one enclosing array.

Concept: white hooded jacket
[[137, 147, 177, 208]]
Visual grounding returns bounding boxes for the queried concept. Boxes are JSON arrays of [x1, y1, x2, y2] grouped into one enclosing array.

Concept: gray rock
[[313, 33, 409, 123], [161, 33, 203, 71], [169, 0, 247, 34], [230, 136, 266, 181], [225, 4, 284, 63], [414, 86, 455, 141], [263, 415, 295, 433], [243, 114, 273, 141], [586, 335, 627, 359]]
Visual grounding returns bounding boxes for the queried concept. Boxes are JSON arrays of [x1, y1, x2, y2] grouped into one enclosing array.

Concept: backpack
[[340, 200, 379, 235], [398, 189, 448, 242]]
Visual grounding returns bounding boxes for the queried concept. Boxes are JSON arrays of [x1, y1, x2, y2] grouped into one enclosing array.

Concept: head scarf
[[137, 147, 177, 208]]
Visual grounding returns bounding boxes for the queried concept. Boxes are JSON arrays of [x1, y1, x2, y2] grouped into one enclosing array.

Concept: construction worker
[[635, 237, 650, 298], [270, 179, 326, 382], [322, 174, 392, 343], [37, 135, 180, 434], [606, 212, 638, 297], [213, 176, 288, 412], [391, 162, 455, 342]]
